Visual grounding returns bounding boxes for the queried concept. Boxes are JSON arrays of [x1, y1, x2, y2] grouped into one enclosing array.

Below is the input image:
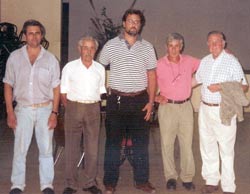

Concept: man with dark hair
[[156, 32, 199, 191], [195, 31, 248, 194], [3, 19, 60, 194], [61, 36, 105, 194], [99, 9, 157, 194]]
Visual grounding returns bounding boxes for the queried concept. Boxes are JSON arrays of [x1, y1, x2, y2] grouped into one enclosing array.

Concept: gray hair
[[78, 36, 99, 49], [207, 30, 226, 41], [165, 32, 184, 49]]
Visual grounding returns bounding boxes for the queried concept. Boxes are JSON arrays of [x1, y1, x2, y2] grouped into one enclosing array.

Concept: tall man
[[156, 33, 199, 191], [60, 36, 106, 194], [3, 20, 60, 194], [99, 9, 157, 194], [195, 31, 248, 194]]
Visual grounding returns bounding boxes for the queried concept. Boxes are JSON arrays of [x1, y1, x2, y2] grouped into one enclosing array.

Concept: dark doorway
[[61, 2, 69, 68]]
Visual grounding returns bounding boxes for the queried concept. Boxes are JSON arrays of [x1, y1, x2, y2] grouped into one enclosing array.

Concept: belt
[[75, 100, 99, 104], [30, 101, 50, 108], [110, 89, 147, 97], [202, 101, 219, 107], [167, 98, 189, 104]]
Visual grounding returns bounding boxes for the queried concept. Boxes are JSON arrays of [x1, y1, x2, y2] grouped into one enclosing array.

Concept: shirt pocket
[[38, 67, 51, 88]]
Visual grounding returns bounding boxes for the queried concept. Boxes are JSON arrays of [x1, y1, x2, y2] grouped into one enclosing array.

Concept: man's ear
[[122, 21, 126, 29]]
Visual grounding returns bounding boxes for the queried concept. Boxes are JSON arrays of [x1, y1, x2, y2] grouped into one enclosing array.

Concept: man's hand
[[7, 111, 17, 130], [48, 113, 57, 130], [142, 102, 153, 121], [155, 95, 168, 104], [208, 83, 221, 93]]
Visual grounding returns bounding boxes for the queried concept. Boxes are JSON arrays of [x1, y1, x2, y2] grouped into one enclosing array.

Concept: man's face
[[24, 26, 43, 48], [167, 40, 182, 58], [123, 14, 141, 36], [79, 40, 96, 63], [207, 34, 225, 58]]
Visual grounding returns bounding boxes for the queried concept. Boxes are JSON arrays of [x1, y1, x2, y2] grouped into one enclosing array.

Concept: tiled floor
[[0, 113, 250, 194]]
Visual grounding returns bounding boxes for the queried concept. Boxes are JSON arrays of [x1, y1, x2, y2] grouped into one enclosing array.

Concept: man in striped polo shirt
[[99, 9, 157, 194]]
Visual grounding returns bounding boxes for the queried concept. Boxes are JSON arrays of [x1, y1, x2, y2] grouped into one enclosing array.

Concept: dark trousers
[[103, 91, 150, 187]]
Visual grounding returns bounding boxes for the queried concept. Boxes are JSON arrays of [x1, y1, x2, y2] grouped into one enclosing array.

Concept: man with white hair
[[61, 36, 106, 194], [195, 31, 248, 194]]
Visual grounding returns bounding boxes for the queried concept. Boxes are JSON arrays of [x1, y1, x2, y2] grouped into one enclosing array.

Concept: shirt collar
[[165, 54, 183, 64], [22, 45, 45, 62], [210, 49, 225, 61]]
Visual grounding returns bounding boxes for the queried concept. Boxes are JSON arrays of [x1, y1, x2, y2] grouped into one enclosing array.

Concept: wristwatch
[[51, 110, 59, 116]]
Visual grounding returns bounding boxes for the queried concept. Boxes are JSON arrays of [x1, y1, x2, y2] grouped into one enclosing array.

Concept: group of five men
[[3, 8, 247, 194]]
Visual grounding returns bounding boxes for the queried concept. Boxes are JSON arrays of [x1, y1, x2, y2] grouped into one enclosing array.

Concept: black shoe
[[9, 188, 22, 194], [42, 188, 55, 194], [62, 187, 77, 194], [182, 182, 195, 191], [166, 179, 176, 190], [83, 186, 102, 194]]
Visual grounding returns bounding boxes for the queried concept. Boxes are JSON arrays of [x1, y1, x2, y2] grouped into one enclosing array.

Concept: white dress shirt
[[60, 58, 106, 101]]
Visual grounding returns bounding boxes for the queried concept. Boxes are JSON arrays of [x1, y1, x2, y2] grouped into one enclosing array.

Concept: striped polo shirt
[[99, 34, 157, 93]]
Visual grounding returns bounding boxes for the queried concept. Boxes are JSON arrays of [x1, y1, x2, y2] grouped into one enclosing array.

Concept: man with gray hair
[[156, 32, 199, 191], [61, 36, 106, 194]]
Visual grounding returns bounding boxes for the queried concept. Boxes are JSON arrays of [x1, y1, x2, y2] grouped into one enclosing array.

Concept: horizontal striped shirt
[[196, 50, 247, 103], [99, 34, 157, 92]]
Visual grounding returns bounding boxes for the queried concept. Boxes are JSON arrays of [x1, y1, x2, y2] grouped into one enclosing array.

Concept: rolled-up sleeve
[[3, 54, 15, 86], [60, 65, 68, 94], [51, 56, 60, 88]]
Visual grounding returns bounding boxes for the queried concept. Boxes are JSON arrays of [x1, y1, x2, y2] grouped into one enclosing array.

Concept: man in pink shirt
[[156, 33, 200, 191]]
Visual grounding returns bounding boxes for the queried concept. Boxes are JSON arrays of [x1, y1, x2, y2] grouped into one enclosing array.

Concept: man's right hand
[[7, 111, 17, 130], [155, 95, 168, 104]]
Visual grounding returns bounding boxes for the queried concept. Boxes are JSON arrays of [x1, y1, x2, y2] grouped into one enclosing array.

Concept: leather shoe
[[9, 188, 22, 194], [104, 185, 115, 194], [83, 186, 102, 194], [42, 188, 55, 194], [135, 182, 156, 193], [62, 187, 77, 194], [166, 179, 176, 190], [201, 185, 219, 194], [182, 182, 195, 190]]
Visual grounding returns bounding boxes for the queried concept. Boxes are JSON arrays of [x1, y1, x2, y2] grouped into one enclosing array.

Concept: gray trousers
[[64, 100, 100, 189]]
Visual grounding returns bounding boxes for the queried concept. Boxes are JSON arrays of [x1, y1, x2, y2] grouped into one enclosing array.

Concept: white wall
[[1, 0, 61, 59]]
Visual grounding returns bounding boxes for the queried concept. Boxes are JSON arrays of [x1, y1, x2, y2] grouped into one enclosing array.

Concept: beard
[[126, 28, 139, 36]]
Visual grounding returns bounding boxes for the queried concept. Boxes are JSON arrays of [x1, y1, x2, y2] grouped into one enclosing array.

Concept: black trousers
[[103, 91, 150, 187]]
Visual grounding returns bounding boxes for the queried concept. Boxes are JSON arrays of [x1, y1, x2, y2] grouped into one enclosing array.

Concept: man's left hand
[[208, 83, 221, 93], [142, 102, 153, 121], [48, 113, 57, 130]]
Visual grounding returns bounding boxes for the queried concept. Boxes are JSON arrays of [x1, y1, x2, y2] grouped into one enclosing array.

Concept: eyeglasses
[[126, 19, 141, 25]]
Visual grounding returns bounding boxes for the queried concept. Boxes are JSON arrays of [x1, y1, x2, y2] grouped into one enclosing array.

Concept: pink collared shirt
[[157, 54, 200, 100]]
